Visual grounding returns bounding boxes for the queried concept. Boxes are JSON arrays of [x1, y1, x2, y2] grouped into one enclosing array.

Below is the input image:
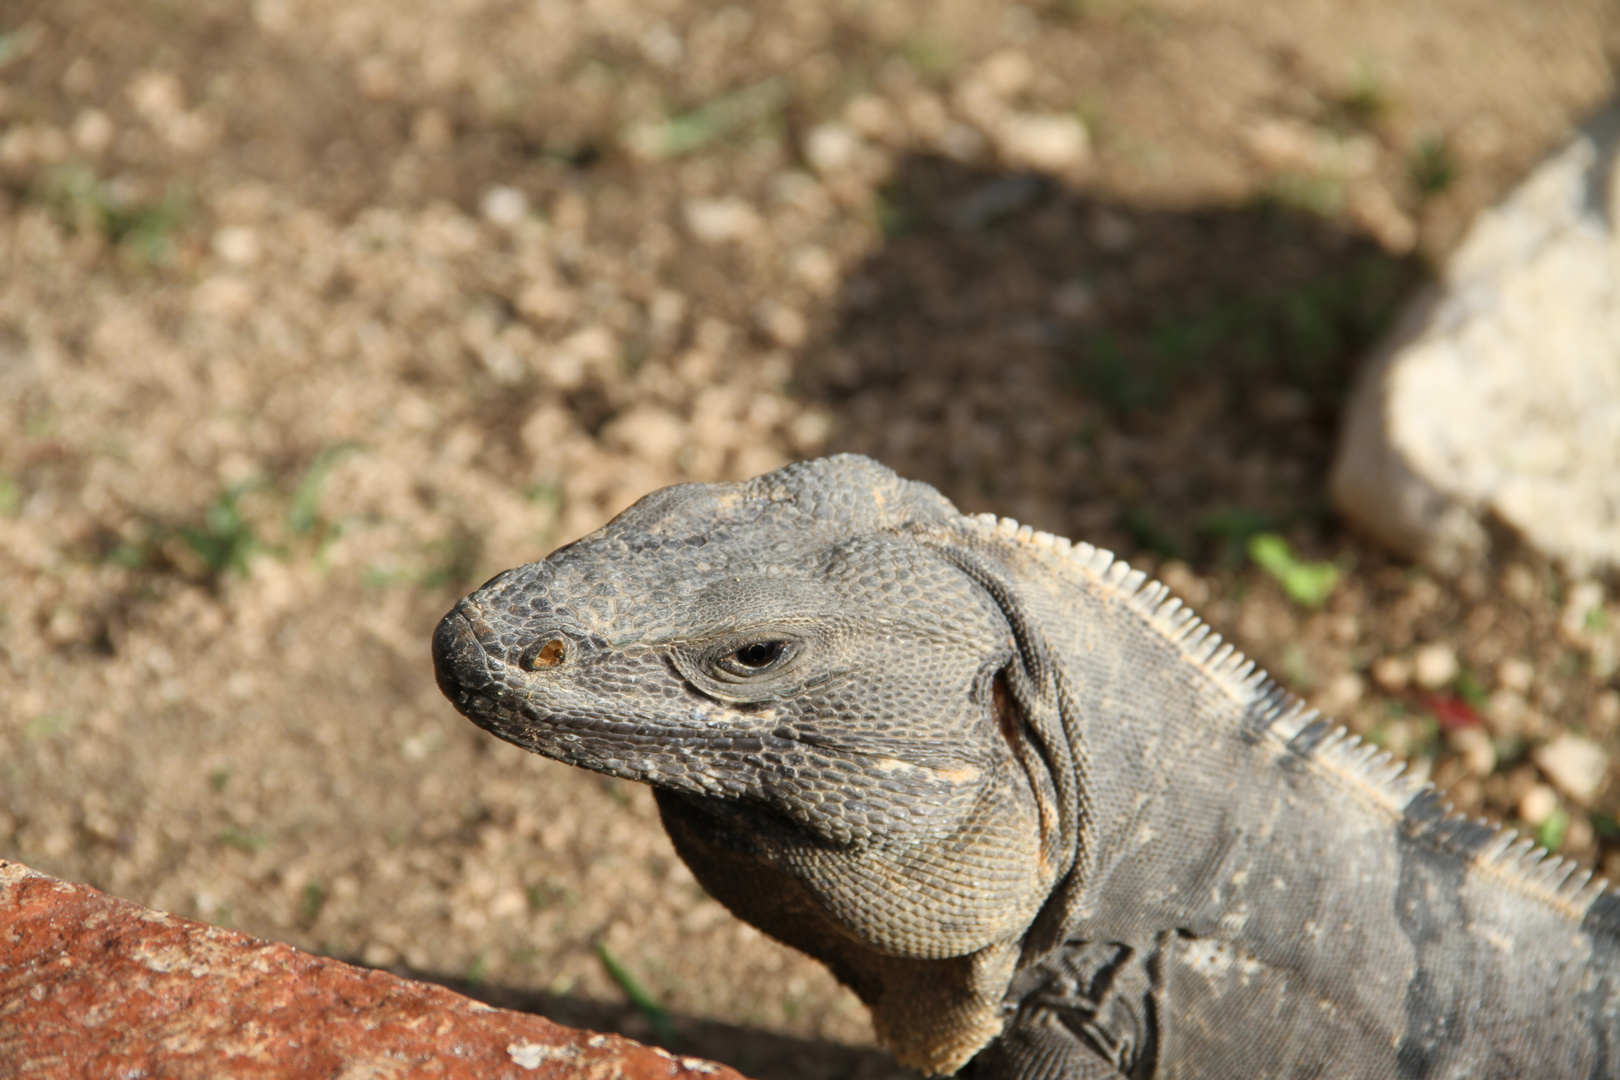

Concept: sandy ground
[[1, 1, 1618, 1076]]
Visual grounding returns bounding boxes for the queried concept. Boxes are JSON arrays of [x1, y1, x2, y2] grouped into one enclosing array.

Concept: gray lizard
[[432, 454, 1620, 1079]]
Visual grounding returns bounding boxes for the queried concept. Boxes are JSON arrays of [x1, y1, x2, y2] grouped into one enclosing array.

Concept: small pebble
[[1496, 656, 1534, 693], [1050, 279, 1097, 322], [995, 112, 1089, 172], [804, 122, 862, 175], [480, 186, 530, 228], [683, 197, 760, 244], [1562, 580, 1605, 638], [1447, 725, 1496, 778], [211, 226, 260, 266], [1370, 655, 1411, 693], [72, 108, 114, 154], [1596, 691, 1620, 727], [1316, 671, 1364, 716], [1518, 783, 1558, 827], [1412, 642, 1458, 690], [1533, 733, 1610, 806]]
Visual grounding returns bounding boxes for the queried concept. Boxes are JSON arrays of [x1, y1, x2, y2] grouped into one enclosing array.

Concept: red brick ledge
[[0, 859, 748, 1080]]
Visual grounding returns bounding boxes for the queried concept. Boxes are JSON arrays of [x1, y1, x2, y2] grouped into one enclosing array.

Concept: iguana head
[[433, 455, 1070, 1072]]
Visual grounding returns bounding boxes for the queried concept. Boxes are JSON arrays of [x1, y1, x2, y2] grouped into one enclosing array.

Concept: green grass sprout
[[1247, 533, 1341, 608]]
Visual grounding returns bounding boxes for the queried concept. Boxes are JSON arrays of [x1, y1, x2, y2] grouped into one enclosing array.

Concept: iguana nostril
[[520, 637, 567, 670]]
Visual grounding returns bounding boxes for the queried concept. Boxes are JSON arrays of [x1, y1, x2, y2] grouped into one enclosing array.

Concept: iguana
[[432, 454, 1620, 1079]]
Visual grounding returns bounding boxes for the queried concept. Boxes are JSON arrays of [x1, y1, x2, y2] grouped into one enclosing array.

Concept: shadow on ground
[[797, 153, 1425, 572], [415, 973, 906, 1080]]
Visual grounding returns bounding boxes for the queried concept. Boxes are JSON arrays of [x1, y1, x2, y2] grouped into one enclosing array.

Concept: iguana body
[[432, 455, 1620, 1078]]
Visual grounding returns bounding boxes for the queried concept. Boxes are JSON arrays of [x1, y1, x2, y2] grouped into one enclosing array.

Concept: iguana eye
[[733, 641, 785, 669], [700, 637, 801, 685]]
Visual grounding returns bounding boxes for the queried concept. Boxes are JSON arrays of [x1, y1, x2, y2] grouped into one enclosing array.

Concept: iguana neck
[[980, 533, 1296, 952]]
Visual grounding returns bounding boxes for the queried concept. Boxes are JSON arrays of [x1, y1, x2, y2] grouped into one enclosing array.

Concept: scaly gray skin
[[432, 455, 1620, 1079]]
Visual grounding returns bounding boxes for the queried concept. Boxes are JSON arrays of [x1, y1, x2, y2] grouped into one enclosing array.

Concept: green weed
[[871, 188, 917, 239], [595, 942, 676, 1044], [180, 483, 261, 577], [1537, 807, 1570, 853], [1247, 533, 1341, 608], [105, 537, 155, 569], [22, 714, 75, 741], [419, 532, 480, 590], [43, 166, 191, 265], [524, 482, 564, 510], [1334, 61, 1393, 127], [899, 36, 958, 81], [630, 77, 787, 158], [217, 827, 270, 852], [1409, 135, 1458, 197], [0, 24, 39, 71], [465, 951, 490, 985], [363, 566, 414, 590], [300, 882, 326, 925], [1280, 643, 1315, 691], [1493, 735, 1526, 767], [286, 444, 356, 536], [1267, 172, 1345, 218], [1453, 667, 1487, 709]]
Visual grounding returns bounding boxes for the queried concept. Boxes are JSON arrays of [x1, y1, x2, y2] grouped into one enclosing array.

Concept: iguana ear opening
[[992, 669, 1022, 751], [922, 539, 1084, 902]]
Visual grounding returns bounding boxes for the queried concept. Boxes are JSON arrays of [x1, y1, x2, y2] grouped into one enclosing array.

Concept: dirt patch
[[0, 0, 1617, 1075]]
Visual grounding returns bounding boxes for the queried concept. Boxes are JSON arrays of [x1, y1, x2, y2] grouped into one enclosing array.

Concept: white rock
[[994, 112, 1089, 173], [601, 405, 686, 463], [976, 49, 1035, 97], [1244, 117, 1377, 179], [1332, 101, 1620, 574], [1496, 656, 1535, 693], [1315, 670, 1365, 716], [804, 122, 863, 175], [1561, 579, 1606, 638], [1518, 783, 1559, 827], [754, 299, 807, 348], [1370, 655, 1411, 692], [480, 185, 529, 228], [683, 197, 761, 245], [211, 226, 260, 267], [1448, 725, 1496, 778], [1533, 733, 1610, 805], [542, 326, 617, 391], [72, 108, 114, 155], [1412, 642, 1459, 690]]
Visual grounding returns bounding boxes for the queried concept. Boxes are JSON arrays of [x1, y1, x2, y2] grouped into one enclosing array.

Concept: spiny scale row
[[970, 511, 1265, 694], [969, 510, 1617, 913]]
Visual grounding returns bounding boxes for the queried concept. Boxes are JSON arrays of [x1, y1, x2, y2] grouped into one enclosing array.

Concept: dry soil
[[1, 1, 1618, 1077]]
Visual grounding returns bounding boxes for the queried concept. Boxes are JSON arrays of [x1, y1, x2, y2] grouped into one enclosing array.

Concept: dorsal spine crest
[[965, 509, 1616, 918]]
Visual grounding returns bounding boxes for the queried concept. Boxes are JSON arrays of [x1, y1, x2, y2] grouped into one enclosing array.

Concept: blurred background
[[0, 1, 1616, 1076]]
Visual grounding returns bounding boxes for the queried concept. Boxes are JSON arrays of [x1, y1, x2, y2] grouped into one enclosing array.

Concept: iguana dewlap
[[432, 455, 1620, 1079]]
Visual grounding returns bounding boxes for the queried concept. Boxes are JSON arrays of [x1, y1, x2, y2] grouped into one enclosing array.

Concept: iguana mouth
[[430, 608, 508, 731], [432, 604, 565, 729]]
